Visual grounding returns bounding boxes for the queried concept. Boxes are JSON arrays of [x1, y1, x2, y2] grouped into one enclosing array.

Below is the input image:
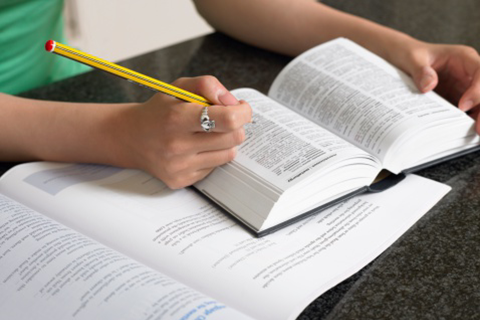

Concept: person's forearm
[[194, 0, 418, 62], [0, 93, 135, 165]]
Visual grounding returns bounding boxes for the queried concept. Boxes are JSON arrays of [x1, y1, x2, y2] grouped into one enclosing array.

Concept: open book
[[194, 38, 480, 235], [0, 162, 449, 320]]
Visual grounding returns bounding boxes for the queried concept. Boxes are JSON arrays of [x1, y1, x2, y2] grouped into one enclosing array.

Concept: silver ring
[[200, 107, 215, 132]]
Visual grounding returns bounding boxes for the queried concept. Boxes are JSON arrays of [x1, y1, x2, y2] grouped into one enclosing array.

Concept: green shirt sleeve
[[0, 0, 90, 94]]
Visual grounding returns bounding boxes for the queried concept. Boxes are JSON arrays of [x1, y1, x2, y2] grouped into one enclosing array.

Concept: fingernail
[[418, 66, 437, 92], [218, 91, 239, 106], [420, 74, 434, 92], [460, 100, 473, 111]]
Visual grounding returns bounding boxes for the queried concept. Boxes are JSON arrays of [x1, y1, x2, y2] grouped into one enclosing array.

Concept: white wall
[[65, 0, 213, 62]]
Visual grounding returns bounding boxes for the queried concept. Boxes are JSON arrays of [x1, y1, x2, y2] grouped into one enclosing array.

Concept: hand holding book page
[[0, 162, 450, 320], [268, 38, 479, 171], [194, 38, 479, 234]]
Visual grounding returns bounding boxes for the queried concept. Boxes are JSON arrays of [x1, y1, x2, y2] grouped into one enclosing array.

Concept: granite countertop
[[3, 1, 480, 319]]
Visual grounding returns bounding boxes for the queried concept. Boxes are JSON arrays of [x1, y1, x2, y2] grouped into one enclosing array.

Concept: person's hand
[[393, 39, 480, 132], [113, 76, 252, 189]]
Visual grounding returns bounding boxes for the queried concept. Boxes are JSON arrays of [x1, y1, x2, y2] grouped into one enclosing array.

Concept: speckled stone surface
[[2, 1, 480, 319]]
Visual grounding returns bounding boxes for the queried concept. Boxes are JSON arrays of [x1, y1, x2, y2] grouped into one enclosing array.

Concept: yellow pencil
[[45, 40, 212, 106]]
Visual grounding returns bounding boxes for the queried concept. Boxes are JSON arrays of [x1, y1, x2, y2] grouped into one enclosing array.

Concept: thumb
[[391, 41, 439, 93], [172, 76, 239, 106], [410, 65, 439, 93]]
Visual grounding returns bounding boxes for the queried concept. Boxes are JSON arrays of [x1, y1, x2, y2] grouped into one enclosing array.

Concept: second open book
[[194, 38, 480, 235], [0, 162, 450, 320]]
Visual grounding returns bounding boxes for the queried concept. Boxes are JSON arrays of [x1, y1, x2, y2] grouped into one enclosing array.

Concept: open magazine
[[194, 38, 479, 235], [0, 162, 450, 320]]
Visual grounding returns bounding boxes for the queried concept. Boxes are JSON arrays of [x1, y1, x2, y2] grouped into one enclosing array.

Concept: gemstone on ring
[[200, 107, 215, 132]]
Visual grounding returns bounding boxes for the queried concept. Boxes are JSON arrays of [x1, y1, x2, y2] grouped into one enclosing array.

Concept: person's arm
[[195, 0, 406, 58], [1, 76, 252, 189], [194, 0, 480, 131]]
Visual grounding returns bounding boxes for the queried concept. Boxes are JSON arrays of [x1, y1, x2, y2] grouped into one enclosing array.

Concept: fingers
[[195, 102, 252, 133], [151, 93, 251, 135], [193, 128, 246, 152], [404, 43, 480, 113], [196, 147, 238, 170], [472, 108, 480, 134], [140, 76, 253, 188], [415, 66, 439, 93], [402, 47, 439, 93], [159, 148, 237, 189], [459, 68, 480, 112], [169, 101, 252, 133], [169, 76, 252, 132], [161, 168, 213, 190], [172, 76, 239, 106], [161, 128, 245, 159], [452, 47, 480, 133]]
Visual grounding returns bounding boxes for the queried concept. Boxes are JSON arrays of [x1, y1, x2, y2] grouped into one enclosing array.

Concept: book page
[[225, 88, 381, 192], [268, 38, 475, 169], [194, 89, 382, 229], [195, 88, 381, 231], [0, 176, 251, 319], [0, 162, 450, 320]]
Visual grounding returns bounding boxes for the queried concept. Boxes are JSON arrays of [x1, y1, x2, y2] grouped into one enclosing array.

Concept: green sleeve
[[0, 0, 90, 94]]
